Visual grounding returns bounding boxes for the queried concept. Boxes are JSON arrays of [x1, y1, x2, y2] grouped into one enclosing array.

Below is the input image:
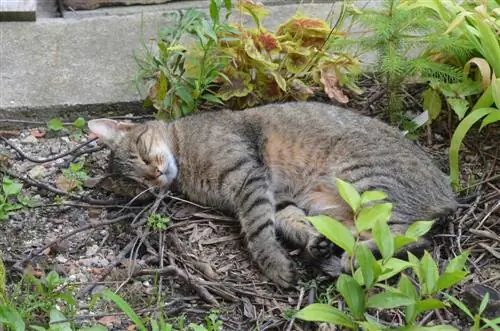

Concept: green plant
[[47, 118, 86, 133], [61, 160, 89, 192], [0, 176, 36, 221], [401, 0, 500, 190], [137, 0, 360, 119], [1, 270, 77, 330], [96, 289, 223, 331], [343, 0, 463, 122], [147, 213, 170, 231], [294, 179, 479, 330]]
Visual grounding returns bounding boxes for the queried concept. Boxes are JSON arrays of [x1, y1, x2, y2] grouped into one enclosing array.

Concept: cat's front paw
[[261, 253, 297, 288], [307, 234, 334, 259]]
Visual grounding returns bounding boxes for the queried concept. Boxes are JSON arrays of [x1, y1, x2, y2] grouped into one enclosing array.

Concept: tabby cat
[[88, 102, 457, 288]]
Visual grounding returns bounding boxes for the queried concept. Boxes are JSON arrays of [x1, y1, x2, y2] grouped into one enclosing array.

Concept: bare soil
[[1, 80, 499, 330]]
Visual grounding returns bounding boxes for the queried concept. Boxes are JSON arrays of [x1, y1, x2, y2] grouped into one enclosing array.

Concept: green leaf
[[444, 293, 474, 319], [437, 270, 468, 290], [72, 117, 86, 130], [354, 258, 412, 285], [336, 179, 361, 212], [294, 304, 356, 328], [209, 0, 219, 24], [367, 291, 415, 309], [480, 110, 500, 130], [492, 77, 500, 109], [449, 108, 497, 189], [355, 244, 380, 289], [373, 218, 394, 261], [405, 220, 434, 238], [479, 292, 489, 316], [482, 317, 500, 330], [447, 97, 470, 120], [445, 251, 469, 273], [201, 93, 224, 105], [47, 118, 65, 132], [394, 235, 418, 251], [99, 289, 148, 331], [307, 215, 356, 256], [360, 191, 387, 205], [405, 326, 459, 331], [423, 88, 442, 120], [421, 251, 439, 295], [49, 308, 72, 331], [355, 203, 392, 232], [336, 274, 365, 319], [2, 179, 22, 197], [0, 304, 25, 331], [416, 299, 448, 314], [399, 275, 417, 324]]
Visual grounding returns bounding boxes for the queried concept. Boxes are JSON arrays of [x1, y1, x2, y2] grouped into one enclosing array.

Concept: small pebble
[[21, 136, 38, 144], [28, 165, 46, 179], [85, 245, 100, 257], [55, 255, 68, 263]]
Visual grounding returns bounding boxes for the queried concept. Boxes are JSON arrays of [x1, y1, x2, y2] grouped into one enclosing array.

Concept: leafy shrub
[[294, 179, 498, 330], [136, 0, 360, 119]]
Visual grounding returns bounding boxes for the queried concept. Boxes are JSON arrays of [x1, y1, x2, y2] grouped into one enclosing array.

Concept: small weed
[[47, 117, 87, 140], [0, 270, 78, 330], [60, 160, 89, 192], [147, 213, 170, 231], [0, 176, 37, 221]]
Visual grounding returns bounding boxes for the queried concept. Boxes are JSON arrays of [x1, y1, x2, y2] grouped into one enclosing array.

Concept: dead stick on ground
[[2, 169, 121, 206], [0, 136, 98, 163], [134, 266, 218, 305], [285, 287, 305, 331]]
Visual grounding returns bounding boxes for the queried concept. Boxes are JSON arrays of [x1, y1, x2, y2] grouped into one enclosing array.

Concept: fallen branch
[[0, 136, 98, 163]]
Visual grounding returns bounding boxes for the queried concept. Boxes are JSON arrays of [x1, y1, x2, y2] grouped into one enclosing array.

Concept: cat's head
[[88, 119, 178, 188]]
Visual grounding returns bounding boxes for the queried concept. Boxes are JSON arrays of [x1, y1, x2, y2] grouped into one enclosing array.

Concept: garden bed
[[1, 77, 498, 330]]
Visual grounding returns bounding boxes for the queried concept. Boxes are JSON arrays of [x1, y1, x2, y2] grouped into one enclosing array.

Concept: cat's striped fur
[[88, 102, 457, 288]]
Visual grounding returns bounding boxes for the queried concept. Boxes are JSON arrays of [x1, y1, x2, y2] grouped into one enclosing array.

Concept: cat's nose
[[155, 167, 164, 177]]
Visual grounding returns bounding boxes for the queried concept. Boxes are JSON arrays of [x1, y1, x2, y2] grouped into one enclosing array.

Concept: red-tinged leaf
[[277, 14, 330, 42], [253, 31, 280, 53], [285, 51, 310, 74], [243, 37, 278, 70], [255, 74, 283, 101], [217, 71, 254, 101], [320, 68, 349, 104]]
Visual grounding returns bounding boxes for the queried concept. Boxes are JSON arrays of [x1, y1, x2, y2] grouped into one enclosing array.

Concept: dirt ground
[[1, 80, 499, 330]]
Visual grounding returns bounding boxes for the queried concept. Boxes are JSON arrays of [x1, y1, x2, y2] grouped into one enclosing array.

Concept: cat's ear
[[88, 119, 136, 146]]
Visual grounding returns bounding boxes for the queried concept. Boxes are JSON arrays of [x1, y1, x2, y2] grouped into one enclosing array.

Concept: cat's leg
[[273, 200, 335, 260], [227, 168, 297, 288]]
